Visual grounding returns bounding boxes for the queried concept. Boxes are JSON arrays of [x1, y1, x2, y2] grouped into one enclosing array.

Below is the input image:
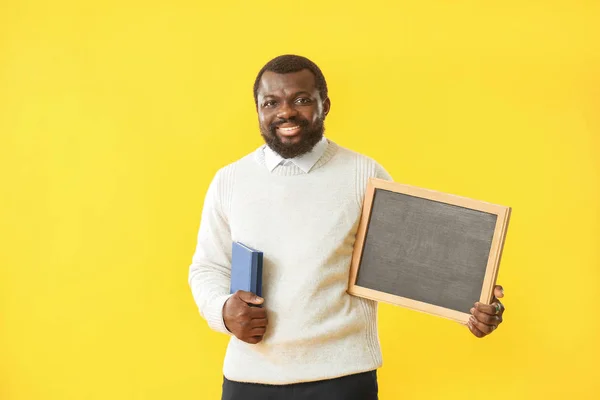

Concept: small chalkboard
[[348, 179, 511, 324]]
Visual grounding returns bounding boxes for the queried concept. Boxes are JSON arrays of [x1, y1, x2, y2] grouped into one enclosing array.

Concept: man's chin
[[277, 134, 303, 145], [272, 144, 306, 159], [261, 127, 324, 159]]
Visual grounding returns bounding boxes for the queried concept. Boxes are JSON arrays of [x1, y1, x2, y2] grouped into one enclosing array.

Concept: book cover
[[230, 241, 263, 297]]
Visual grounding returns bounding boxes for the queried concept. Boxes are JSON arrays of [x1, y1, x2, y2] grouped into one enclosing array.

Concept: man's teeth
[[279, 126, 300, 132]]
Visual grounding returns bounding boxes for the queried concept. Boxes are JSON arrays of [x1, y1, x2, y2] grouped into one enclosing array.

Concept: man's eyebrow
[[293, 91, 313, 97], [260, 91, 313, 100], [260, 94, 278, 100]]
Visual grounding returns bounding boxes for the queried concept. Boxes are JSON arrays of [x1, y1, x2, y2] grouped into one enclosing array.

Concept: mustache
[[270, 118, 310, 131]]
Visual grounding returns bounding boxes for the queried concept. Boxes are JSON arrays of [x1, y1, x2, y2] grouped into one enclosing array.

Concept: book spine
[[256, 252, 263, 298]]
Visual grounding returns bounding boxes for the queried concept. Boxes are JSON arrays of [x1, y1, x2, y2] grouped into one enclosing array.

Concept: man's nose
[[276, 101, 298, 119]]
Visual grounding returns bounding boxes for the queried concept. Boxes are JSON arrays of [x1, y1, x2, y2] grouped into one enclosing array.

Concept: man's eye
[[263, 100, 277, 107], [295, 98, 311, 104]]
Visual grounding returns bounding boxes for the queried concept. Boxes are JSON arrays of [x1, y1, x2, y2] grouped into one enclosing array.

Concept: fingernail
[[470, 317, 477, 325], [475, 302, 480, 307], [470, 308, 475, 314]]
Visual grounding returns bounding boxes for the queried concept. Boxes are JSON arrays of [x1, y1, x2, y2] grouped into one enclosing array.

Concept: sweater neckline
[[253, 140, 339, 176]]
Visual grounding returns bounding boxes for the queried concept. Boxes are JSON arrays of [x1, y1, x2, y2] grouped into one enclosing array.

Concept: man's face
[[256, 69, 331, 159]]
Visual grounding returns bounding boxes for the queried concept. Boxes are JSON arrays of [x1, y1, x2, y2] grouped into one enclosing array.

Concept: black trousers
[[221, 370, 378, 400]]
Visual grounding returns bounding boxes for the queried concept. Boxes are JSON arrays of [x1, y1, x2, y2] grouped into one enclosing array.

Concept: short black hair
[[253, 54, 328, 106]]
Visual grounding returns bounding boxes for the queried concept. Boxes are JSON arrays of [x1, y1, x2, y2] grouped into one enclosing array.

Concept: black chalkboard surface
[[348, 179, 511, 324]]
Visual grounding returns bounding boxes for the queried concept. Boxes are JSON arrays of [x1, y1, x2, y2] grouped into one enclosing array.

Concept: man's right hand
[[223, 290, 268, 344]]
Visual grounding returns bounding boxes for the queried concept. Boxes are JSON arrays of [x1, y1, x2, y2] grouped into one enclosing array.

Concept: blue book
[[230, 241, 263, 298]]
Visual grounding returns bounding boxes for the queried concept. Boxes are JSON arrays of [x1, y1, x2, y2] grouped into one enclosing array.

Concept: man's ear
[[323, 97, 331, 117]]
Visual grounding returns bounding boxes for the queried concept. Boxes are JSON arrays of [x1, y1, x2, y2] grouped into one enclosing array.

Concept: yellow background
[[1, 1, 599, 399]]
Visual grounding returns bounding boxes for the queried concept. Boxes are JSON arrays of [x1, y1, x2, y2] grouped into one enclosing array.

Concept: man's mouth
[[276, 124, 302, 137]]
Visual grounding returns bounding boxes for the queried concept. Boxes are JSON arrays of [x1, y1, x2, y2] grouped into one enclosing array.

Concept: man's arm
[[188, 169, 234, 335], [187, 168, 269, 342]]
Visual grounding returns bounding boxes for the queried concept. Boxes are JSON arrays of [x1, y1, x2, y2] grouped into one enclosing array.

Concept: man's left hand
[[467, 285, 505, 338]]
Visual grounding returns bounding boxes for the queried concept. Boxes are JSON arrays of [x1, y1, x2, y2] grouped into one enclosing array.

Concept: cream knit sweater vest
[[188, 140, 392, 384]]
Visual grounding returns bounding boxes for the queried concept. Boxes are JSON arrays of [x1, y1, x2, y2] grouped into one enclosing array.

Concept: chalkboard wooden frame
[[348, 178, 511, 324]]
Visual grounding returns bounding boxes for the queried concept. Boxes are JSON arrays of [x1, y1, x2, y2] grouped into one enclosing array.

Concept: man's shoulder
[[214, 146, 263, 176], [331, 141, 384, 168], [331, 141, 393, 181]]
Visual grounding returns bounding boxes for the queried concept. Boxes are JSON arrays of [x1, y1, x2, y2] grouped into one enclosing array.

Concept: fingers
[[223, 293, 269, 344], [466, 288, 506, 338], [468, 314, 497, 335], [238, 322, 267, 344], [241, 326, 266, 344], [235, 290, 264, 306], [474, 301, 496, 315], [245, 335, 265, 344], [474, 301, 504, 317], [239, 314, 267, 326], [248, 306, 268, 320], [466, 319, 486, 338], [246, 315, 267, 338], [228, 301, 266, 321], [471, 306, 502, 325], [494, 285, 504, 299], [249, 326, 267, 336], [250, 318, 268, 328], [468, 302, 503, 338], [237, 310, 267, 328]]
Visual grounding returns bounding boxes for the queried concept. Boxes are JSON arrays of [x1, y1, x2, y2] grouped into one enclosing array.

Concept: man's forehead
[[258, 69, 317, 96]]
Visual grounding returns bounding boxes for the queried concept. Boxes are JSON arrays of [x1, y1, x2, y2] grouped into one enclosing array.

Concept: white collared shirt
[[263, 136, 329, 173]]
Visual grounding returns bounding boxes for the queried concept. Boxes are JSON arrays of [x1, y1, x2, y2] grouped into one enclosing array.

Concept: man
[[188, 55, 505, 400]]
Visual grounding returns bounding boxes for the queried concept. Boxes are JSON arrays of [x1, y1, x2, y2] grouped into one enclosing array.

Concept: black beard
[[260, 117, 325, 159]]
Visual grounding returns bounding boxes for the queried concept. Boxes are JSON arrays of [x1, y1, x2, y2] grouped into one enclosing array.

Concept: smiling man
[[188, 55, 506, 400], [256, 67, 329, 159]]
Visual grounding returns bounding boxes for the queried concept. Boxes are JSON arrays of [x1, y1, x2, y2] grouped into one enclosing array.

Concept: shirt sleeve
[[188, 168, 234, 335]]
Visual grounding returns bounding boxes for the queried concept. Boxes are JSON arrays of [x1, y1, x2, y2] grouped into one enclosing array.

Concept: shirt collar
[[264, 136, 328, 173]]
